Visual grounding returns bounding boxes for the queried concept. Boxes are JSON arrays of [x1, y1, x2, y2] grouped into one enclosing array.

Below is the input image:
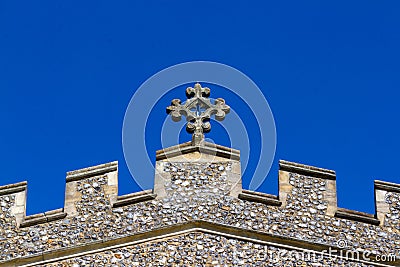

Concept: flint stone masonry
[[43, 232, 384, 267], [0, 142, 399, 266]]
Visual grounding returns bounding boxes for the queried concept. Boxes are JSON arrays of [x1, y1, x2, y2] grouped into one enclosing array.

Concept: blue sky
[[0, 1, 399, 215]]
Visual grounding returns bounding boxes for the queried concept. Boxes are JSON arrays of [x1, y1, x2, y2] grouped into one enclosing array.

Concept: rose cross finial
[[166, 83, 230, 145]]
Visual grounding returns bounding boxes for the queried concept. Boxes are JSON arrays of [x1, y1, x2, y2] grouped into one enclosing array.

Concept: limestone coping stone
[[374, 180, 400, 193], [113, 190, 157, 208], [66, 161, 118, 182], [335, 207, 380, 226], [239, 189, 282, 206], [279, 160, 336, 180], [0, 181, 27, 196], [20, 208, 67, 228], [156, 141, 240, 161]]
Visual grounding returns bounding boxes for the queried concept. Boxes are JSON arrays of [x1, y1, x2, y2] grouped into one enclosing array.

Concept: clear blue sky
[[0, 1, 399, 215]]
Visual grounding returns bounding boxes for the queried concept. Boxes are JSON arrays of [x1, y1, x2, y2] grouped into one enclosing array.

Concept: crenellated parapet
[[0, 145, 399, 266], [2, 83, 399, 266]]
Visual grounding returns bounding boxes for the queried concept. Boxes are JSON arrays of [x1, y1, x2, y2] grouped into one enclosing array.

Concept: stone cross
[[166, 83, 230, 145]]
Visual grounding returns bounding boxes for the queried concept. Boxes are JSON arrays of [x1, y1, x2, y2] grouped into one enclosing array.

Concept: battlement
[[0, 147, 399, 266], [0, 158, 398, 229]]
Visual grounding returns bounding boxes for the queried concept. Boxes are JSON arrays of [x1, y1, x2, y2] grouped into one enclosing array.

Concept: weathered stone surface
[[0, 159, 399, 266], [166, 83, 230, 145], [42, 232, 389, 267]]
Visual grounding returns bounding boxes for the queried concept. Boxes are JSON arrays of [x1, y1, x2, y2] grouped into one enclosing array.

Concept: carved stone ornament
[[166, 83, 230, 145]]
